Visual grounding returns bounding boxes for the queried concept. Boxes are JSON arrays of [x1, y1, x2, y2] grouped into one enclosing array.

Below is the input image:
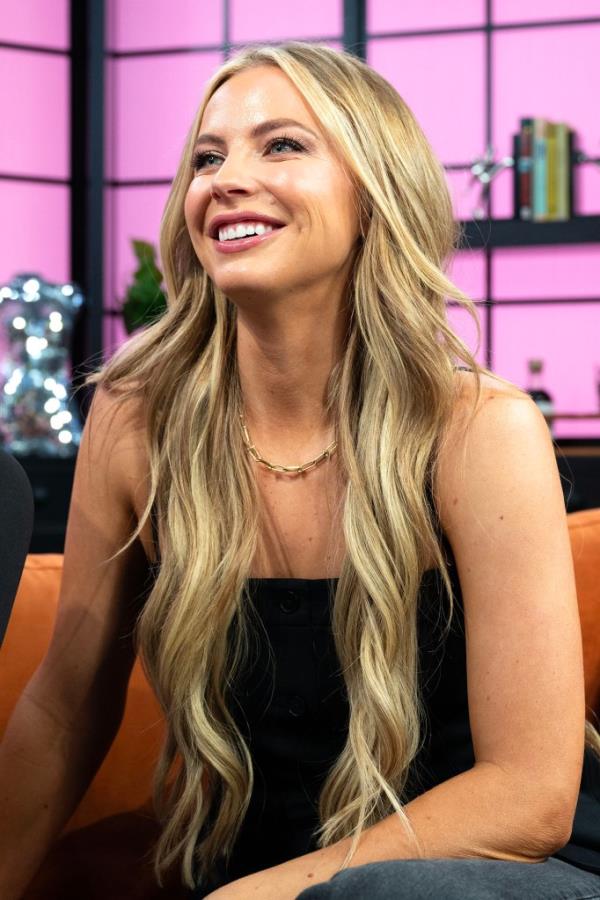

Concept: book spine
[[512, 132, 521, 220], [555, 122, 569, 221], [533, 117, 548, 221], [568, 128, 575, 217], [518, 118, 533, 220], [546, 121, 557, 220]]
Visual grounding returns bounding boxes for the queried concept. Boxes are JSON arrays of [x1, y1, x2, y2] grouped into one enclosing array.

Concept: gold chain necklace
[[238, 411, 338, 475]]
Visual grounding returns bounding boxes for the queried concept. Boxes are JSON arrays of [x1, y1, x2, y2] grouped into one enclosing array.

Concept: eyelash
[[190, 134, 308, 171]]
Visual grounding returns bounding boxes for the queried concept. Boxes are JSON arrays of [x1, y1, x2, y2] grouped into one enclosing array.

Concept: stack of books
[[513, 118, 574, 221]]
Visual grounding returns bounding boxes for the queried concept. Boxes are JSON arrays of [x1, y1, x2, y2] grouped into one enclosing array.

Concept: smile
[[212, 225, 285, 254]]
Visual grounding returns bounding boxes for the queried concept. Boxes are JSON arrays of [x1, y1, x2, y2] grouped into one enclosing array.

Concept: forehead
[[200, 65, 320, 134]]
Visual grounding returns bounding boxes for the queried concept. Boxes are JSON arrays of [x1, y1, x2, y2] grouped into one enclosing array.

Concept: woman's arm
[[0, 385, 153, 900], [206, 387, 585, 899]]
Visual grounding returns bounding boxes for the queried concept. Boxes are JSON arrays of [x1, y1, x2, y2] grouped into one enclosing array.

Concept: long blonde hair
[[84, 41, 600, 888]]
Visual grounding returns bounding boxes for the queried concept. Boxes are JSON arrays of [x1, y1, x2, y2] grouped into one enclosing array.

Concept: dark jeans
[[294, 857, 600, 899]]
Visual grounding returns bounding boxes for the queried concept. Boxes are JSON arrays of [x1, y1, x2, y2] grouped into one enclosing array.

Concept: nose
[[209, 150, 257, 201]]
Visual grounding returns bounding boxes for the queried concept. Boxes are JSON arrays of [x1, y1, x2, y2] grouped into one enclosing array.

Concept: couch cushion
[[0, 554, 166, 833], [22, 801, 188, 900], [568, 508, 600, 717]]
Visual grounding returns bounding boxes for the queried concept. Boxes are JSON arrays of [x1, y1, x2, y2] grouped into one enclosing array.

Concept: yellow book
[[555, 123, 569, 221]]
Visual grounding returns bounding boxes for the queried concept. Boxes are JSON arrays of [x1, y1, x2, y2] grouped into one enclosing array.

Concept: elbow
[[526, 791, 577, 858], [547, 801, 577, 853], [486, 762, 578, 860]]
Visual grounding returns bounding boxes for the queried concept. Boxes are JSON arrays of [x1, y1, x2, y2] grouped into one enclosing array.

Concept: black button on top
[[288, 694, 307, 717], [279, 591, 300, 614]]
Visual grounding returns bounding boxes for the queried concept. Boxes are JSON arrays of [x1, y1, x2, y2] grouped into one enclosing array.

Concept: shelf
[[457, 215, 600, 249], [542, 414, 600, 420]]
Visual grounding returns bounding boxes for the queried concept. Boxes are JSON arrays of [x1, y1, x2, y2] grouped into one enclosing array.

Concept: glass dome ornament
[[0, 272, 85, 456]]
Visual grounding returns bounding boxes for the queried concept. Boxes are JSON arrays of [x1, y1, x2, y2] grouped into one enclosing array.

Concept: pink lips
[[213, 224, 285, 254]]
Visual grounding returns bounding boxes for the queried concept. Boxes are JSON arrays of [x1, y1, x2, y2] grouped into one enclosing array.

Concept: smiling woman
[[75, 41, 600, 900]]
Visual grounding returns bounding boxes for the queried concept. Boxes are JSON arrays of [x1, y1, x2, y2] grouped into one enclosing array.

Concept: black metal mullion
[[365, 15, 600, 41], [223, 0, 231, 59], [344, 0, 366, 59], [69, 0, 105, 420], [483, 0, 494, 372]]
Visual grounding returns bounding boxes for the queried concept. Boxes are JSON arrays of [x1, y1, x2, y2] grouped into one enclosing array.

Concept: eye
[[190, 134, 307, 172]]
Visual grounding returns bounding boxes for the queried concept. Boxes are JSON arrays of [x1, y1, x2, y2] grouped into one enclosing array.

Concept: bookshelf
[[458, 215, 600, 249]]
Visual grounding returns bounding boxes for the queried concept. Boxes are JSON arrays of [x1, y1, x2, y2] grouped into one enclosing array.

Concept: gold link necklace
[[238, 411, 338, 475]]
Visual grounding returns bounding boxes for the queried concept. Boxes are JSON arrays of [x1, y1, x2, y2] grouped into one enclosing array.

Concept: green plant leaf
[[120, 238, 167, 334]]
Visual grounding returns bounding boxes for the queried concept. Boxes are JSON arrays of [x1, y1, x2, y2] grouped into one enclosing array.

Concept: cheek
[[184, 181, 207, 228], [183, 192, 194, 232], [291, 169, 356, 235]]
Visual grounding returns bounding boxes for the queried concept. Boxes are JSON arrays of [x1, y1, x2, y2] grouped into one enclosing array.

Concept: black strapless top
[[190, 550, 600, 890]]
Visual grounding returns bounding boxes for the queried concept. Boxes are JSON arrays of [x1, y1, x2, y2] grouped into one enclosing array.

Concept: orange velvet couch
[[1, 508, 600, 900]]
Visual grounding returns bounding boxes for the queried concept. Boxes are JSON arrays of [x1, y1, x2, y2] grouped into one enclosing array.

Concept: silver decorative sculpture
[[0, 272, 84, 456], [467, 142, 515, 219]]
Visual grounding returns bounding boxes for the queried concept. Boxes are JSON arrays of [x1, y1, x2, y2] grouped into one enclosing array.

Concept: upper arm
[[436, 383, 585, 831], [30, 384, 153, 733]]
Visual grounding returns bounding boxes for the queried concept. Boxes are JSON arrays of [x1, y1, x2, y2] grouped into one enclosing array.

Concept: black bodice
[[192, 548, 600, 891]]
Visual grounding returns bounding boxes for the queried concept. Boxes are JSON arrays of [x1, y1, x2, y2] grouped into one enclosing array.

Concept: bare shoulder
[[435, 369, 541, 536], [448, 368, 531, 441], [89, 383, 148, 491], [88, 383, 155, 562], [454, 367, 529, 409]]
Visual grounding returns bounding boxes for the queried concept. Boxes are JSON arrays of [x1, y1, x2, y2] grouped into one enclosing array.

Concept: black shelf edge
[[457, 215, 600, 249]]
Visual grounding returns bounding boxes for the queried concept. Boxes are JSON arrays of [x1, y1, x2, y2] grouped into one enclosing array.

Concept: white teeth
[[217, 221, 276, 242]]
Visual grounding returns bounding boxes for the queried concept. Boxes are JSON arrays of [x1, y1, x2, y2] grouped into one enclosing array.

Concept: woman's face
[[184, 65, 361, 311]]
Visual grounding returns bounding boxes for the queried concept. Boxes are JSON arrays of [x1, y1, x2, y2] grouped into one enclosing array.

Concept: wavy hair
[[83, 41, 600, 888]]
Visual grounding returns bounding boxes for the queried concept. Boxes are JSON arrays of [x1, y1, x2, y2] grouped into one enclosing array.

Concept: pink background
[[1, 1, 599, 437]]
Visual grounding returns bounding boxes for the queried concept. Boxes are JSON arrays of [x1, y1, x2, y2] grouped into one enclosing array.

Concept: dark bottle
[[526, 358, 555, 435]]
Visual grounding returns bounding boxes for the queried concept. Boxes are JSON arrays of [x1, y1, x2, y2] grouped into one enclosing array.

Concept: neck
[[235, 304, 348, 459]]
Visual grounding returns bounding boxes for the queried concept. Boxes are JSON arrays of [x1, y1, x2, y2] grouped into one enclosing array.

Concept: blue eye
[[191, 134, 307, 172]]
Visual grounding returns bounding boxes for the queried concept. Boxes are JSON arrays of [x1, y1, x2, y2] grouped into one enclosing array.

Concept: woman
[[1, 41, 599, 900]]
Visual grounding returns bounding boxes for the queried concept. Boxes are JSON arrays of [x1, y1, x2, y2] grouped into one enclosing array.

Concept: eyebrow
[[193, 117, 319, 150]]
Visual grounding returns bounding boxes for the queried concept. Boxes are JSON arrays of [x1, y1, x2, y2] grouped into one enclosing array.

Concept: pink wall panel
[[104, 185, 171, 317], [368, 0, 485, 34], [103, 312, 130, 363], [367, 34, 486, 164], [490, 159, 522, 220], [445, 169, 492, 222], [492, 245, 600, 300], [106, 0, 223, 51], [230, 0, 342, 43], [106, 52, 223, 181], [492, 24, 600, 204], [493, 305, 600, 438], [447, 250, 487, 302], [0, 0, 68, 49], [0, 49, 69, 179], [446, 303, 487, 366], [575, 162, 600, 216], [493, 0, 600, 24], [0, 182, 69, 286]]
